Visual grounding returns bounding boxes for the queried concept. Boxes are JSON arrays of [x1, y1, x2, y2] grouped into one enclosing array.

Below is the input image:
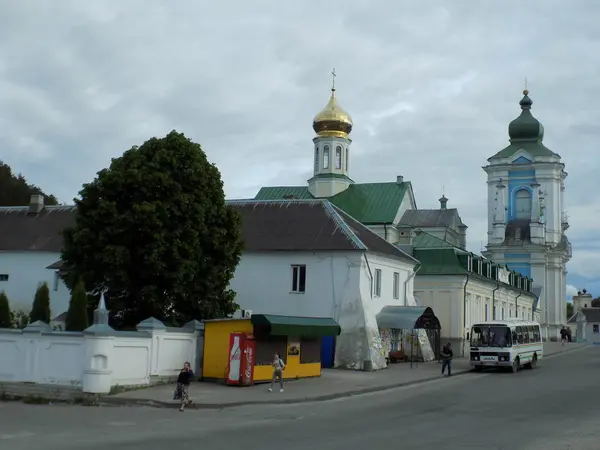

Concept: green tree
[[0, 291, 12, 328], [30, 282, 51, 323], [566, 302, 573, 319], [0, 160, 59, 206], [65, 279, 89, 331], [61, 131, 244, 328]]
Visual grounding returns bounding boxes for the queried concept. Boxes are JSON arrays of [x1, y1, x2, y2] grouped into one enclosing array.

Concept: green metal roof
[[255, 186, 313, 200], [489, 92, 559, 160], [413, 249, 466, 275], [412, 231, 458, 250], [251, 314, 341, 338], [254, 181, 410, 224], [489, 141, 558, 160]]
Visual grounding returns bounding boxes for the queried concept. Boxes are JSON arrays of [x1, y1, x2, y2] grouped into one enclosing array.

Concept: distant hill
[[0, 161, 59, 206]]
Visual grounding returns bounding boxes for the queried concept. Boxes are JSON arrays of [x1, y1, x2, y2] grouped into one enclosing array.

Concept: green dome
[[508, 90, 544, 142]]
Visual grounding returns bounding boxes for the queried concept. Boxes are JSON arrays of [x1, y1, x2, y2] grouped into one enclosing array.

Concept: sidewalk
[[100, 341, 586, 409]]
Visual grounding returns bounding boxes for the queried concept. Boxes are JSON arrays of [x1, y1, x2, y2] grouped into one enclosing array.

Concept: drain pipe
[[462, 273, 470, 357], [363, 254, 374, 299], [515, 292, 522, 318], [492, 283, 500, 320], [404, 263, 421, 306]]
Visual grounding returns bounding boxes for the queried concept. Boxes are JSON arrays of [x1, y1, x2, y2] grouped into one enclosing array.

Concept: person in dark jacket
[[441, 343, 453, 377], [174, 361, 194, 412]]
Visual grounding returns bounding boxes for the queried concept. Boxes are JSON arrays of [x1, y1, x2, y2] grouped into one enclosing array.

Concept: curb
[[98, 370, 474, 410], [96, 345, 588, 410]]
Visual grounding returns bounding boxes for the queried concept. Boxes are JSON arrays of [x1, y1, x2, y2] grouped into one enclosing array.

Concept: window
[[485, 304, 488, 321], [345, 147, 349, 171], [374, 269, 382, 297], [291, 265, 306, 293], [515, 189, 532, 219], [594, 324, 599, 334], [501, 307, 505, 320], [467, 256, 473, 272], [323, 145, 330, 169], [0, 274, 8, 281], [477, 259, 482, 275], [393, 272, 400, 299], [335, 146, 342, 169], [314, 147, 319, 172], [53, 272, 60, 291]]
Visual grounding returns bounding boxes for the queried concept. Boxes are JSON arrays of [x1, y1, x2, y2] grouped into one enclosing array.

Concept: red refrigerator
[[226, 332, 255, 386]]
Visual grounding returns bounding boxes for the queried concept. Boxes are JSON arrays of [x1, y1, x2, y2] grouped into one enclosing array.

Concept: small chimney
[[396, 175, 404, 183], [439, 195, 448, 210], [28, 194, 44, 214]]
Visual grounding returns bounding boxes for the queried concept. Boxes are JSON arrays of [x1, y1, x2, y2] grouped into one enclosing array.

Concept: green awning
[[251, 314, 341, 338]]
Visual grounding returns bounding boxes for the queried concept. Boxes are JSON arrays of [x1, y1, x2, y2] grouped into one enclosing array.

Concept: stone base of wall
[[0, 382, 97, 404]]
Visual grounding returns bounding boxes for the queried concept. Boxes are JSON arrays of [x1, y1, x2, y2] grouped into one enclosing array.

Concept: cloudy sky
[[1, 1, 598, 298]]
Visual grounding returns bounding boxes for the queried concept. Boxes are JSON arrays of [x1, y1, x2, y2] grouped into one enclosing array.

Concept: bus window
[[533, 326, 540, 341], [512, 330, 519, 345], [523, 326, 530, 344]]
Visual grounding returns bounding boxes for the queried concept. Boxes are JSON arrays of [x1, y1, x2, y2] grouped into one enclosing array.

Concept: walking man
[[268, 352, 285, 392], [441, 342, 453, 377]]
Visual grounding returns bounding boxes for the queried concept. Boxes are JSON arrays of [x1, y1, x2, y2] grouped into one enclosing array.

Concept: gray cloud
[[1, 0, 599, 283]]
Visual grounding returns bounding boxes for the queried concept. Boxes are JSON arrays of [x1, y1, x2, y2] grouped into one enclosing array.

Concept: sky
[[0, 1, 598, 299]]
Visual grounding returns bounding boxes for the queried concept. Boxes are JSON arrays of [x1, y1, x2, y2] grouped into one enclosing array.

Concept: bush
[[65, 279, 89, 331], [11, 310, 29, 329], [0, 291, 11, 328], [30, 282, 51, 323]]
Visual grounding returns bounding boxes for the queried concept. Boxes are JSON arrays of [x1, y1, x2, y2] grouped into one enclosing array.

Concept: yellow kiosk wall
[[202, 319, 321, 382]]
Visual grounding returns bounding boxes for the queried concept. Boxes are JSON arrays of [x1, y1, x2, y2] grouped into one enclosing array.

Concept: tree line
[[0, 280, 88, 331], [0, 161, 59, 206]]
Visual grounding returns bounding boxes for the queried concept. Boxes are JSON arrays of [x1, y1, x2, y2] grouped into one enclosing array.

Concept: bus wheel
[[528, 354, 537, 369], [511, 357, 519, 373], [473, 366, 482, 372]]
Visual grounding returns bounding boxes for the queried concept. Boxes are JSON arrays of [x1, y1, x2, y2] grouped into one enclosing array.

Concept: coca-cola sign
[[243, 347, 253, 383]]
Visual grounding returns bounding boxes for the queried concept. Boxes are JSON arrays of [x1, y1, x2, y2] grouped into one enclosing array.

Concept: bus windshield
[[471, 325, 512, 348]]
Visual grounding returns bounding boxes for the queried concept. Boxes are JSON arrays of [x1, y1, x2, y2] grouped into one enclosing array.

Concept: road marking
[[107, 421, 137, 427], [0, 431, 36, 440]]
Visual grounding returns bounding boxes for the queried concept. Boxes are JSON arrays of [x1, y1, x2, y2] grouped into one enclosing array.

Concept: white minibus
[[469, 320, 543, 373]]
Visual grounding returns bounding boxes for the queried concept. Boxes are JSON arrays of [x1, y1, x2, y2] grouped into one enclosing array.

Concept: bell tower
[[308, 69, 354, 198], [483, 89, 571, 340]]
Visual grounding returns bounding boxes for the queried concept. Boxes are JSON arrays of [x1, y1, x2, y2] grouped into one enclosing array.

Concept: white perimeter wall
[[0, 325, 199, 393]]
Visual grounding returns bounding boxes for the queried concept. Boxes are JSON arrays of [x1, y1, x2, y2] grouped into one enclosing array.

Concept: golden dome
[[312, 88, 353, 138]]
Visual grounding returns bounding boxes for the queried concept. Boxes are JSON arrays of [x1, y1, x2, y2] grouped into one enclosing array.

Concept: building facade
[[0, 195, 73, 318], [483, 90, 571, 340], [227, 199, 420, 371], [407, 230, 538, 355]]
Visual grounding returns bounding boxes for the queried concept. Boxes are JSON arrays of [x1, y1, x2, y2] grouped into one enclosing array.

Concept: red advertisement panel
[[241, 336, 255, 386]]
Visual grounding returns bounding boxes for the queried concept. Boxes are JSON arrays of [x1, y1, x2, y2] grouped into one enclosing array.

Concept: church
[[254, 77, 547, 346], [255, 76, 571, 342], [482, 89, 571, 340]]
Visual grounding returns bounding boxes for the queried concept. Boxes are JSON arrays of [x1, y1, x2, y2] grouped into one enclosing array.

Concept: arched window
[[335, 146, 342, 169], [323, 145, 330, 169], [314, 146, 319, 172], [345, 147, 349, 171], [515, 189, 532, 219]]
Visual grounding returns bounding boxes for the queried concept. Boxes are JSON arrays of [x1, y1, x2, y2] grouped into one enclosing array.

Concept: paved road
[[1, 346, 598, 450]]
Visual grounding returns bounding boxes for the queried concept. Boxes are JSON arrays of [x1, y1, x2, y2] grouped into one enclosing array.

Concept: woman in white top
[[268, 352, 285, 392]]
